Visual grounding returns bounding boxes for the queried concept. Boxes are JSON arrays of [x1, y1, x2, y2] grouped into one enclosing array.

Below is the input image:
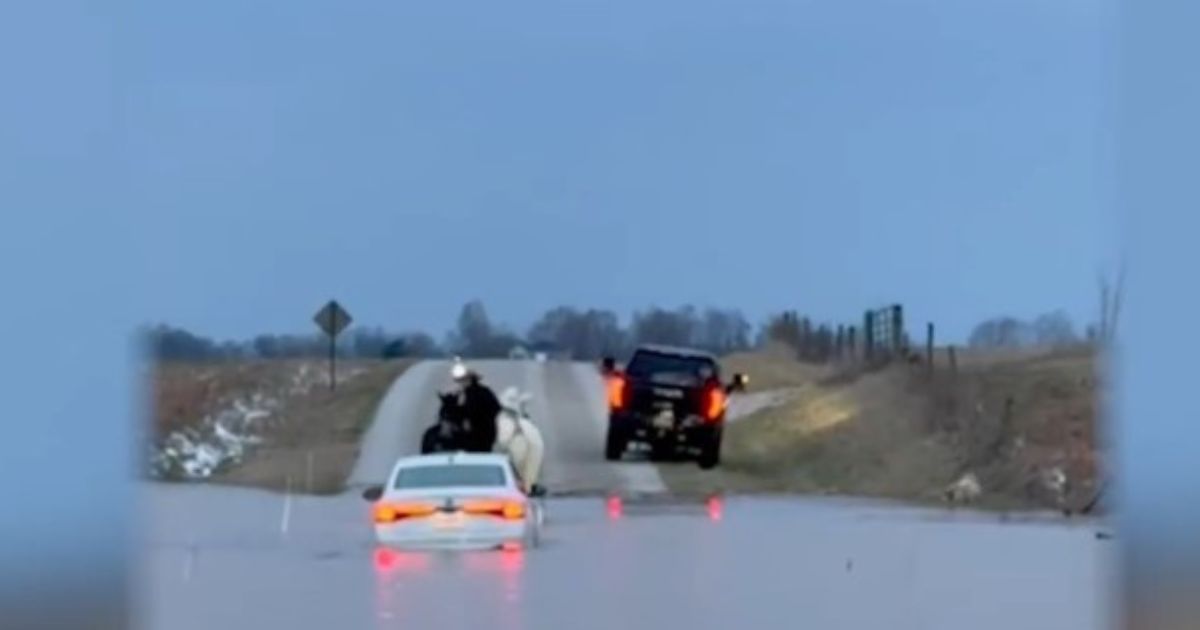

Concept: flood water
[[139, 483, 1115, 630]]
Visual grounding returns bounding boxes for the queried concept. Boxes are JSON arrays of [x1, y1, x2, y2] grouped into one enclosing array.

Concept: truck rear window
[[625, 351, 717, 382]]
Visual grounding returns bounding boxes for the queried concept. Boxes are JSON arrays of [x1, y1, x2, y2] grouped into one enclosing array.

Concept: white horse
[[495, 386, 546, 496]]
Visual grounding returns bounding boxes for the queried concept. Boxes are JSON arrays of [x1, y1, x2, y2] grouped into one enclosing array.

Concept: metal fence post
[[864, 311, 875, 361], [926, 322, 935, 378]]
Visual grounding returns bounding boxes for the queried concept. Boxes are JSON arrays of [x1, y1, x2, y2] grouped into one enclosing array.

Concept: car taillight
[[463, 499, 526, 521], [502, 501, 526, 520], [374, 501, 437, 524], [607, 375, 628, 411], [703, 384, 726, 421]]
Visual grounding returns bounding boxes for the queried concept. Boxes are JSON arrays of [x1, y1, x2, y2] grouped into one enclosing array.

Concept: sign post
[[313, 299, 353, 391]]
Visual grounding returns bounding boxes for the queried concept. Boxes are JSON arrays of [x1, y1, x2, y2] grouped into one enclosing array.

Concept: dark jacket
[[459, 380, 500, 452]]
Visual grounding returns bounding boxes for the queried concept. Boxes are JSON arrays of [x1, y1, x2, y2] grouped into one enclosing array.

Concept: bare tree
[[447, 300, 508, 357], [1032, 310, 1080, 347], [401, 332, 443, 357], [696, 308, 752, 354], [968, 317, 1031, 349], [764, 311, 802, 350], [630, 306, 698, 348], [528, 306, 627, 359]]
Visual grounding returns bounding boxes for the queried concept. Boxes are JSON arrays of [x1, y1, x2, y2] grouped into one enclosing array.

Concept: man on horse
[[450, 359, 501, 453]]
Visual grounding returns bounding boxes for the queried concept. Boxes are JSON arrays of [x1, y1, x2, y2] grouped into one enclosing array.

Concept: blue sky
[[101, 0, 1120, 342]]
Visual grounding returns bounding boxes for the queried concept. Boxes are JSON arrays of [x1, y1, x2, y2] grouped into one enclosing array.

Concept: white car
[[361, 452, 542, 551]]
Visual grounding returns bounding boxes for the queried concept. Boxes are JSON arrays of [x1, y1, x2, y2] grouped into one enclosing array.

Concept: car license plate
[[432, 512, 464, 530]]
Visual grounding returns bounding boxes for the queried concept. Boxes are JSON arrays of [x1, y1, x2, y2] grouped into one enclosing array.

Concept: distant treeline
[[142, 300, 1087, 362], [966, 310, 1086, 349], [142, 301, 757, 362]]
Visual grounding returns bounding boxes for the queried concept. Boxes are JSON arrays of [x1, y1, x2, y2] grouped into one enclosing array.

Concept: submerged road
[[140, 485, 1112, 630], [141, 359, 1114, 629]]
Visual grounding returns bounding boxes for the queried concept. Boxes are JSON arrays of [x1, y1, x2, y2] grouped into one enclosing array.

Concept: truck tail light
[[607, 375, 628, 411], [703, 384, 726, 422]]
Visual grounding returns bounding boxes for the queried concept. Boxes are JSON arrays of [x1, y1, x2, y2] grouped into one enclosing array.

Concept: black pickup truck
[[603, 345, 747, 469]]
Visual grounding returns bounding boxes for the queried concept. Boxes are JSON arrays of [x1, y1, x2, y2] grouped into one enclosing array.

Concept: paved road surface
[[348, 359, 665, 495], [141, 359, 1113, 629]]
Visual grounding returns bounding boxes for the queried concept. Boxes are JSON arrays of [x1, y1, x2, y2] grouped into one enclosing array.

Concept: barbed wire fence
[[773, 303, 950, 380]]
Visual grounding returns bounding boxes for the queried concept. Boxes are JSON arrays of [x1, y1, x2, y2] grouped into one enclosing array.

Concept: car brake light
[[502, 501, 526, 520], [607, 375, 628, 410], [463, 499, 526, 521], [462, 500, 501, 514], [703, 385, 726, 421], [374, 505, 397, 523], [374, 501, 437, 524]]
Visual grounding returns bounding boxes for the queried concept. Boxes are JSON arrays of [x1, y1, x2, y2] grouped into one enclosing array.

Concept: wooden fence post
[[892, 304, 905, 356]]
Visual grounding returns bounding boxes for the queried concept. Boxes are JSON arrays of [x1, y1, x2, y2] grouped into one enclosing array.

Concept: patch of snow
[[1040, 466, 1068, 505], [287, 361, 367, 396], [149, 361, 367, 480], [149, 392, 278, 480], [289, 363, 317, 395], [944, 472, 983, 504]]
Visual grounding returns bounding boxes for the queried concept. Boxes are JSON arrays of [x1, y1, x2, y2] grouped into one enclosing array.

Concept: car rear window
[[626, 351, 717, 382], [393, 464, 508, 489]]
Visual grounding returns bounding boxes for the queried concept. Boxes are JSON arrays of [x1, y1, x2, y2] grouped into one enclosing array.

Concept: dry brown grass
[[154, 359, 342, 436], [149, 359, 412, 493], [214, 360, 412, 493], [663, 347, 1104, 513], [720, 348, 831, 391]]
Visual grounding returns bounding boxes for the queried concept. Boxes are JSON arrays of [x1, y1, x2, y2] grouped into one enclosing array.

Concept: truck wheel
[[697, 428, 722, 470], [605, 426, 627, 461]]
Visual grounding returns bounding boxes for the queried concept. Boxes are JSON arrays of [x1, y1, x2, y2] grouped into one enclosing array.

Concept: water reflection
[[463, 549, 527, 630], [373, 547, 433, 627], [606, 495, 623, 520], [372, 546, 527, 629], [464, 548, 525, 601], [373, 547, 432, 576], [707, 496, 724, 522]]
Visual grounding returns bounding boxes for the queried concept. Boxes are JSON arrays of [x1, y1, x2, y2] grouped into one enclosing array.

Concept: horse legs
[[420, 425, 442, 454]]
